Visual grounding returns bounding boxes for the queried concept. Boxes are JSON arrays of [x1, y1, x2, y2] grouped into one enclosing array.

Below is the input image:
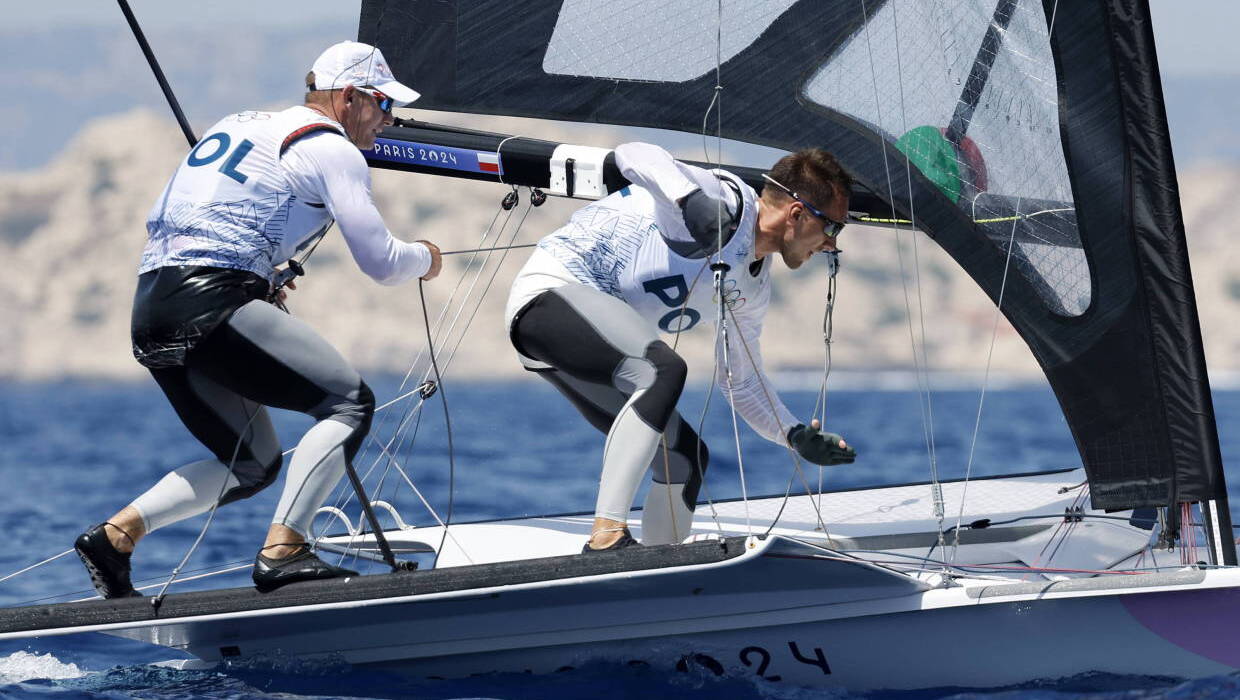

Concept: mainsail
[[359, 0, 1229, 528]]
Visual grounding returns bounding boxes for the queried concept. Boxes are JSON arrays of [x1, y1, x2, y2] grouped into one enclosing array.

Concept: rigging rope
[[811, 252, 840, 516], [0, 549, 74, 584], [418, 277, 457, 569], [890, 1, 946, 556], [669, 262, 729, 538], [324, 192, 534, 568], [319, 200, 521, 553], [858, 0, 944, 567], [656, 0, 759, 542], [441, 243, 537, 256], [715, 302, 830, 540], [949, 197, 1023, 564], [151, 402, 262, 608], [948, 1, 1063, 570]]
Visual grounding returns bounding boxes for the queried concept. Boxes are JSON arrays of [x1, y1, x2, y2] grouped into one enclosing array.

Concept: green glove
[[787, 423, 856, 466]]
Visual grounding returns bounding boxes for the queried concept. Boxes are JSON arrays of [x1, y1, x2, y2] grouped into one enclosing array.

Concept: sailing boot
[[582, 528, 641, 554], [252, 546, 359, 593], [75, 523, 142, 599]]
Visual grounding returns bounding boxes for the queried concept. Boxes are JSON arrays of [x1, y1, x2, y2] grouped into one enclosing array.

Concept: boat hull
[[103, 537, 1239, 690]]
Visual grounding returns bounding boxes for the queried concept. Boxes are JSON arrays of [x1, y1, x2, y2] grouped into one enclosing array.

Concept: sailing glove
[[787, 424, 856, 466]]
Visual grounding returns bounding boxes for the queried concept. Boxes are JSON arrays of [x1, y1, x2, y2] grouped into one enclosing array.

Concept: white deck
[[321, 468, 1159, 576]]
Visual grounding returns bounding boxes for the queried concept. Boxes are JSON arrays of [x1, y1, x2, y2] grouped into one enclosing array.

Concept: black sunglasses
[[762, 174, 846, 239]]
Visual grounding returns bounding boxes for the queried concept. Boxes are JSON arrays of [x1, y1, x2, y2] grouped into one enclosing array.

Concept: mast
[[116, 0, 197, 147]]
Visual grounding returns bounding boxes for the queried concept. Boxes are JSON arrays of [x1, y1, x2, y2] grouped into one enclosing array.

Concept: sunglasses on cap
[[761, 174, 846, 239], [356, 86, 393, 114]]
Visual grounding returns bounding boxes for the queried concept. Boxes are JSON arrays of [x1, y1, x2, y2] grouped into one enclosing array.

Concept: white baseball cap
[[310, 40, 420, 106]]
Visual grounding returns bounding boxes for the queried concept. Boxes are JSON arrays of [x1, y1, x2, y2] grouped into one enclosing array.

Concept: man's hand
[[274, 278, 296, 305], [418, 240, 442, 281], [787, 418, 855, 466]]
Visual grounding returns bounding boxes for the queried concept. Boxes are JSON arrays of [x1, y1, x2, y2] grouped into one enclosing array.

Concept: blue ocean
[[1, 378, 1238, 699]]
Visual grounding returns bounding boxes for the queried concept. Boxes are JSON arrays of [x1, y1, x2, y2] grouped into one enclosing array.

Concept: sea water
[[1, 378, 1238, 699]]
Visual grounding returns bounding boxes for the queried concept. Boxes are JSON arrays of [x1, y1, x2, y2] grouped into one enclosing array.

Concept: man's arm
[[285, 133, 439, 284], [614, 142, 741, 257], [715, 290, 855, 465]]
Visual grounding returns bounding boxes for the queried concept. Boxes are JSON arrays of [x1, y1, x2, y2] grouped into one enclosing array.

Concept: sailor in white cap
[[74, 41, 441, 597]]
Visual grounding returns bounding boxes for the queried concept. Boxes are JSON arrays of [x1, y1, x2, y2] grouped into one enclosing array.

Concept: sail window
[[542, 0, 798, 82], [802, 0, 1091, 317]]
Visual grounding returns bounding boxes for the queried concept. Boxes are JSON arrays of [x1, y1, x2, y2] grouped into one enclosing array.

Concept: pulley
[[501, 187, 519, 211]]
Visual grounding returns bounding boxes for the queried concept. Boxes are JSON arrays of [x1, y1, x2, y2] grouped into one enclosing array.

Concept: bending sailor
[[75, 41, 441, 597], [505, 142, 856, 553]]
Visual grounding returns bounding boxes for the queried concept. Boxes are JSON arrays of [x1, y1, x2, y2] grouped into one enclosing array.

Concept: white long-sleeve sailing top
[[507, 142, 798, 444], [141, 106, 430, 285]]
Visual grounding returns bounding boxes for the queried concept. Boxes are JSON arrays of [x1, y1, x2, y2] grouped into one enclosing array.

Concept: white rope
[[153, 402, 262, 605], [68, 565, 252, 602], [950, 197, 1023, 564], [709, 0, 753, 537], [811, 257, 839, 515], [948, 0, 1062, 567], [661, 0, 746, 541], [858, 0, 956, 577], [494, 135, 526, 187], [273, 193, 525, 573], [0, 549, 74, 583], [716, 303, 830, 540], [671, 262, 729, 538], [133, 564, 252, 595], [299, 204, 513, 472], [320, 198, 522, 540], [365, 205, 517, 457], [889, 1, 945, 542], [334, 196, 533, 566]]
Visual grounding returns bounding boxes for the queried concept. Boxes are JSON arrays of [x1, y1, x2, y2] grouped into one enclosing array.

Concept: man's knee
[[353, 381, 376, 431], [313, 380, 375, 430], [647, 341, 687, 391], [631, 341, 687, 430], [345, 381, 376, 458], [220, 450, 283, 505]]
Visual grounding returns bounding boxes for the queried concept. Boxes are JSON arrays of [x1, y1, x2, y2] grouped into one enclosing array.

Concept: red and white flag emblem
[[477, 152, 500, 174]]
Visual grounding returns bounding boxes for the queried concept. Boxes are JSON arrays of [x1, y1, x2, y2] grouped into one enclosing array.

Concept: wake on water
[[1, 647, 1237, 700], [0, 650, 84, 684]]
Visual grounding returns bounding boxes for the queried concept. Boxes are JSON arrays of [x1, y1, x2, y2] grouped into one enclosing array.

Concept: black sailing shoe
[[74, 524, 141, 599], [581, 528, 641, 554], [252, 546, 359, 593]]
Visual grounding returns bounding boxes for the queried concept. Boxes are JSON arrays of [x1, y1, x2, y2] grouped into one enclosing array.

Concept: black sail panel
[[359, 0, 1227, 513], [1045, 0, 1225, 509]]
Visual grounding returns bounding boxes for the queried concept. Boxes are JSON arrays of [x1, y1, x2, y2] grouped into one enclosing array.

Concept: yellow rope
[[856, 207, 1073, 226]]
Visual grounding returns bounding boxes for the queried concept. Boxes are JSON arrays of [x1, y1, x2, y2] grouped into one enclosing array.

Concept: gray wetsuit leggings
[[132, 299, 374, 540], [511, 284, 709, 545]]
